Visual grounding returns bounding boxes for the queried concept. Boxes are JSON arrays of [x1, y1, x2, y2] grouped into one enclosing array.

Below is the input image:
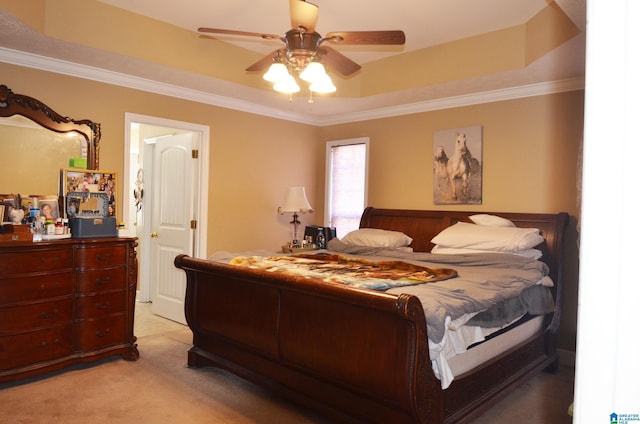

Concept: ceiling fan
[[198, 0, 405, 94]]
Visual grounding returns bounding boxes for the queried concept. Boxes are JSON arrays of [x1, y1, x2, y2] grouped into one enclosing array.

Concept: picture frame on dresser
[[65, 191, 110, 218], [65, 193, 84, 218], [38, 198, 60, 220], [1, 197, 17, 223]]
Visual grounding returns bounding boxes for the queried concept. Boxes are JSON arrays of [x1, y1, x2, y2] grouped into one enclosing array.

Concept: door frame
[[123, 113, 210, 302]]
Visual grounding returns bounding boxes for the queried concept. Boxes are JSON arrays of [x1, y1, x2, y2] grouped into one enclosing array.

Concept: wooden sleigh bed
[[174, 207, 569, 423]]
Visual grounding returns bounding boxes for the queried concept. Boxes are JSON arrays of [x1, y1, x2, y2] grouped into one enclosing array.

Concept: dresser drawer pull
[[96, 277, 111, 286], [40, 281, 60, 289], [95, 301, 111, 310], [95, 328, 111, 338], [40, 339, 61, 348], [39, 256, 61, 265], [95, 253, 112, 261], [40, 309, 59, 319]]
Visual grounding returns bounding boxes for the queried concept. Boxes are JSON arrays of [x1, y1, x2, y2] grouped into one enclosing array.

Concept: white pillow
[[430, 222, 544, 252], [341, 228, 413, 248], [469, 214, 516, 227], [431, 245, 543, 259]]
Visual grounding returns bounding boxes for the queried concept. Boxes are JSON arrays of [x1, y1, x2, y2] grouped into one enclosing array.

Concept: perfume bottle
[[33, 216, 44, 242]]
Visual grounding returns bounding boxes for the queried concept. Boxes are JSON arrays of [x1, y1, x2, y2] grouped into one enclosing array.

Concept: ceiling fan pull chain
[[308, 90, 314, 104]]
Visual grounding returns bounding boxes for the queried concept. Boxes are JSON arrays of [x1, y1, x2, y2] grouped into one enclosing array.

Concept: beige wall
[[0, 62, 583, 351]]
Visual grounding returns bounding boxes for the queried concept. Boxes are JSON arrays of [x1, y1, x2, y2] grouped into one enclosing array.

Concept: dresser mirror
[[0, 84, 101, 197]]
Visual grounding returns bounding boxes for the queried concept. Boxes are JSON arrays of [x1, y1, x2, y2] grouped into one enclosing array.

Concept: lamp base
[[290, 212, 301, 247]]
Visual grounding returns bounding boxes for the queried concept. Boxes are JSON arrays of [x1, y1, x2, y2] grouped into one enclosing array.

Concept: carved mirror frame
[[0, 84, 101, 169]]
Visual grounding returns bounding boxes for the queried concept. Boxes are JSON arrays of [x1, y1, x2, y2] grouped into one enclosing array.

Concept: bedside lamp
[[278, 187, 313, 247]]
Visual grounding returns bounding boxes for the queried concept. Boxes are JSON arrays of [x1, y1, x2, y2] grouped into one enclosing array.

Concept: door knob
[[150, 232, 158, 238]]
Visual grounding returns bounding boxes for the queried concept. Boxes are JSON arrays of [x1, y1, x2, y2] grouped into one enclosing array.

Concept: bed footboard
[[175, 254, 439, 424]]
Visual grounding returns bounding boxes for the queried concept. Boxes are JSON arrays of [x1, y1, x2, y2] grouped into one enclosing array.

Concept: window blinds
[[329, 143, 366, 237]]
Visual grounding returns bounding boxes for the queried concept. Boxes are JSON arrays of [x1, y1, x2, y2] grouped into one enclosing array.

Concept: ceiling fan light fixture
[[309, 75, 336, 94], [263, 62, 290, 83], [273, 74, 301, 94], [299, 61, 327, 83]]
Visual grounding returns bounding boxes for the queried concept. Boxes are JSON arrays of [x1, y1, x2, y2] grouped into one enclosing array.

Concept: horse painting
[[446, 132, 471, 200], [434, 145, 449, 180]]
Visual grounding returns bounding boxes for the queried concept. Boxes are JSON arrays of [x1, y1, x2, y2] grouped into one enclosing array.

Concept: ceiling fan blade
[[289, 0, 318, 32], [320, 46, 361, 76], [324, 30, 406, 45], [198, 27, 280, 40], [245, 50, 282, 72]]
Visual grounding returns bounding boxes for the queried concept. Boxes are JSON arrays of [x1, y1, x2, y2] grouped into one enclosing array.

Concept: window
[[325, 138, 369, 238]]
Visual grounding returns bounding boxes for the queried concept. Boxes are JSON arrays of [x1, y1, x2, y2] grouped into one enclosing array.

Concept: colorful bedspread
[[229, 253, 458, 290]]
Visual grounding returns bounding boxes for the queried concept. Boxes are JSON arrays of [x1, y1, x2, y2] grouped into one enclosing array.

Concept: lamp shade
[[279, 187, 313, 214]]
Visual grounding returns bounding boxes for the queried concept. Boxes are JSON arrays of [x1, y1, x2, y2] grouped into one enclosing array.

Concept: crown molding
[[0, 47, 584, 127], [318, 77, 585, 126], [0, 47, 316, 124]]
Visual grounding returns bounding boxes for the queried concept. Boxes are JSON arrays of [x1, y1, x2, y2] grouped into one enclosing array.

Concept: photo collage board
[[61, 169, 117, 219]]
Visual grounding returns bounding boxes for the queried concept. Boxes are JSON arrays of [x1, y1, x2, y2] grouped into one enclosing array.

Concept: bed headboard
[[359, 207, 569, 288]]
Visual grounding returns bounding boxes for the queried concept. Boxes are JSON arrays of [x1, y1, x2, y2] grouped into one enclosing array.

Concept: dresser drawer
[[0, 299, 73, 335], [75, 314, 125, 351], [0, 325, 73, 371], [75, 291, 126, 320], [75, 268, 127, 294], [75, 245, 126, 269], [0, 249, 73, 274], [0, 271, 74, 304]]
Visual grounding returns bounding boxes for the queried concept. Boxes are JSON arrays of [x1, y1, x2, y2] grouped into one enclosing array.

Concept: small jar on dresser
[[0, 237, 139, 383]]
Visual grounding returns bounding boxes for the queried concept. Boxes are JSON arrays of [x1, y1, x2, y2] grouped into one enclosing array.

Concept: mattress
[[430, 314, 545, 388], [448, 315, 545, 376]]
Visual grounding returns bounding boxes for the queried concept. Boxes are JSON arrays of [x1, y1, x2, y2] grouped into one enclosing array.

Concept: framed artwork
[[61, 169, 116, 217], [433, 125, 483, 205]]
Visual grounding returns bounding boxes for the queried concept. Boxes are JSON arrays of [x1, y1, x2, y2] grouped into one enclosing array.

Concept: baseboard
[[558, 348, 576, 368]]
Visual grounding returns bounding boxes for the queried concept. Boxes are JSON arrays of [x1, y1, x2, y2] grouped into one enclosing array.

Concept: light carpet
[[0, 328, 330, 424]]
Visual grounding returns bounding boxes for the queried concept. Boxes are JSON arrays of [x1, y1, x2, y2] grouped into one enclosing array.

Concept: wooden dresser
[[0, 237, 139, 383]]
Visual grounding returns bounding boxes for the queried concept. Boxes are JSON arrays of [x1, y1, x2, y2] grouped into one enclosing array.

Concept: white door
[[149, 133, 195, 324]]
